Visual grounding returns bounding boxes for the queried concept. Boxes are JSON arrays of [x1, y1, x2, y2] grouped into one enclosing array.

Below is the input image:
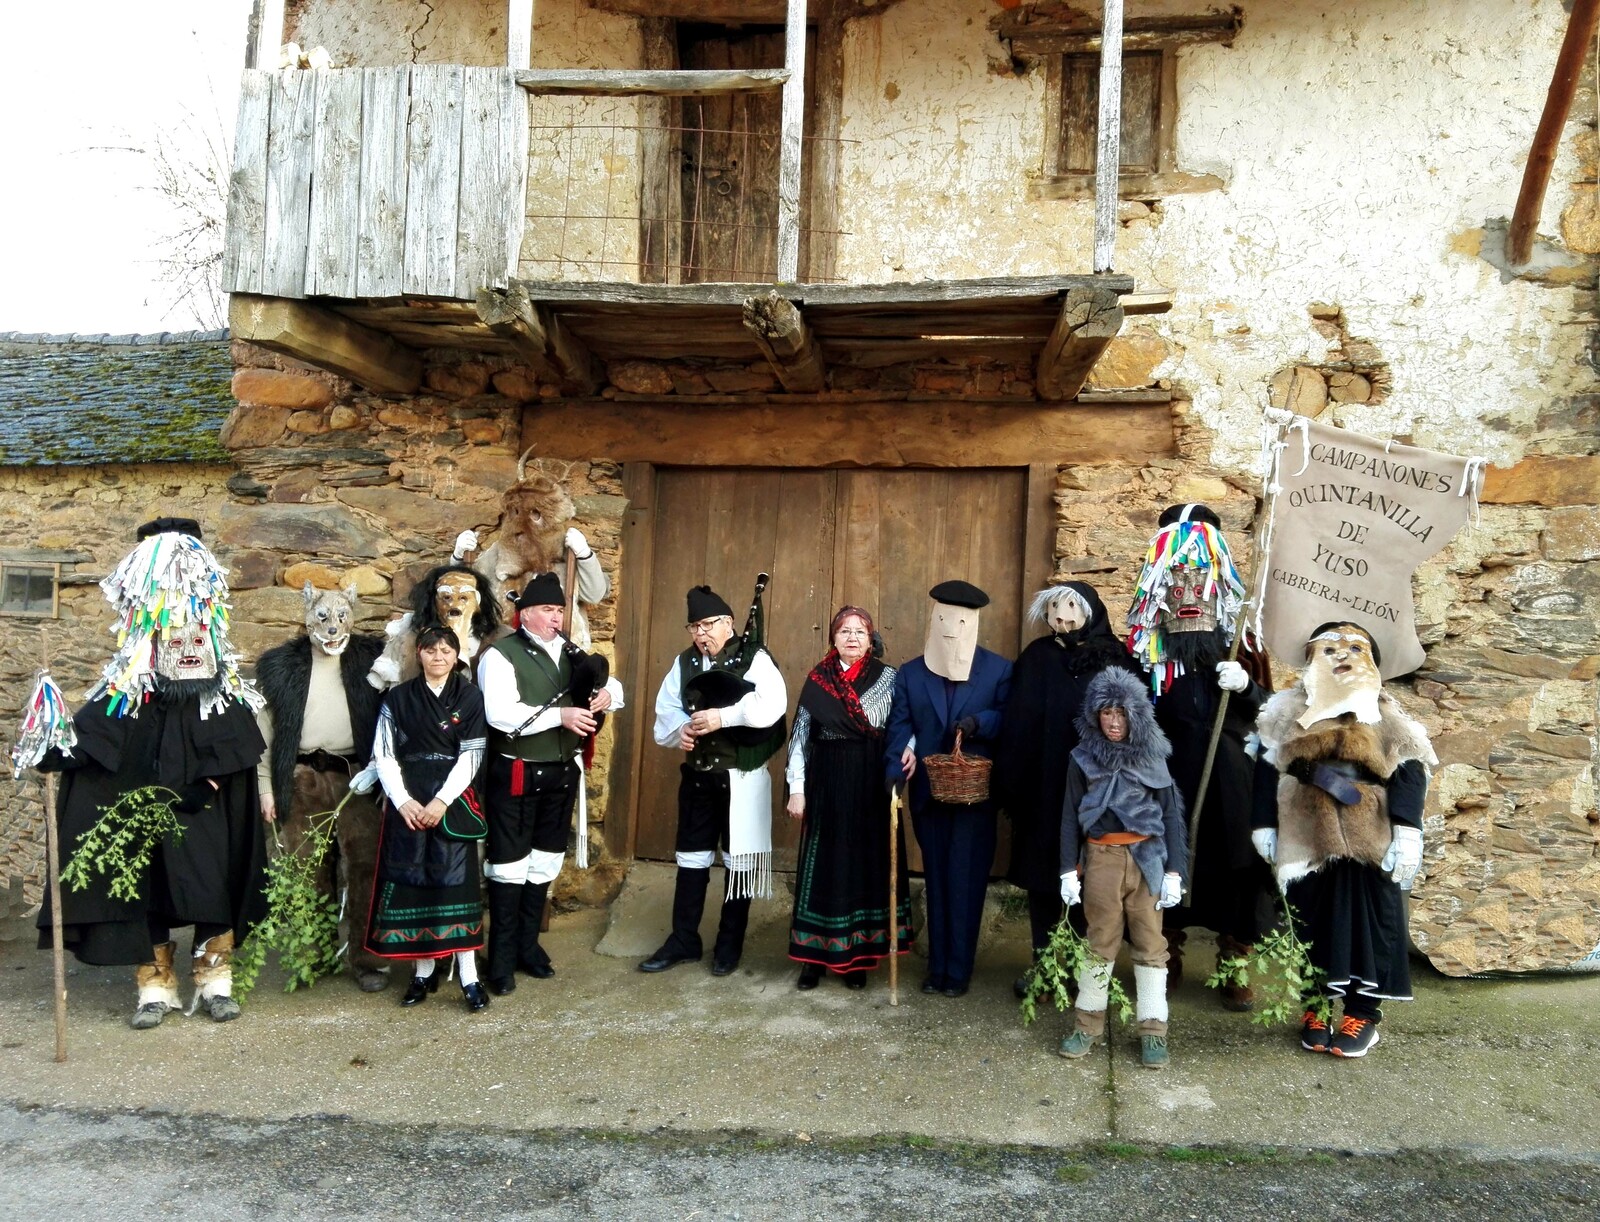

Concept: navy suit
[[884, 648, 1012, 991]]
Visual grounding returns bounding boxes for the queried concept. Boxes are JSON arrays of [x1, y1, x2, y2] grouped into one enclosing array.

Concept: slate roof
[[0, 330, 233, 466]]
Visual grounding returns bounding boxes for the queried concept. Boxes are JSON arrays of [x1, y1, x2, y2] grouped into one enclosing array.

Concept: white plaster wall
[[838, 0, 1591, 467]]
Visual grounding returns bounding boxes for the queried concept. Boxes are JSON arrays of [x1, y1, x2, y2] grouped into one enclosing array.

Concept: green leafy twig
[[1205, 892, 1330, 1027], [232, 795, 349, 1001], [59, 786, 185, 902], [1019, 914, 1133, 1027]]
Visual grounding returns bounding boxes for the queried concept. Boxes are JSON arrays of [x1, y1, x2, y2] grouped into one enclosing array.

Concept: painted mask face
[[155, 623, 218, 681], [1158, 563, 1219, 635], [434, 572, 481, 642], [304, 584, 357, 655], [1304, 630, 1381, 710], [1047, 592, 1089, 635]]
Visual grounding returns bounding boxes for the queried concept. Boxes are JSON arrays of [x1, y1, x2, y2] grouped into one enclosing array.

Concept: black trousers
[[486, 756, 578, 865], [675, 764, 732, 854]]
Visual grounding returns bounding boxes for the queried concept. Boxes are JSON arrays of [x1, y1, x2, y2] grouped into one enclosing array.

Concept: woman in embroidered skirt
[[365, 627, 491, 1011], [785, 606, 912, 990]]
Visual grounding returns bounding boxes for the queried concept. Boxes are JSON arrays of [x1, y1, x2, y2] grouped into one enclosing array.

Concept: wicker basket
[[922, 730, 992, 805]]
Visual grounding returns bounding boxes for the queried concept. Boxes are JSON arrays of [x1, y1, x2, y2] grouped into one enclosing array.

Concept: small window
[[1, 563, 58, 617], [1058, 50, 1163, 176]]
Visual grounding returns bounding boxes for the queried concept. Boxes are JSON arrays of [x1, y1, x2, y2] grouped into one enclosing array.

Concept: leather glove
[[451, 529, 479, 561], [1251, 827, 1278, 865], [1059, 871, 1082, 907], [171, 782, 214, 814], [1156, 872, 1183, 909], [1215, 660, 1249, 693], [954, 715, 979, 739], [1382, 824, 1424, 888], [564, 526, 591, 558]]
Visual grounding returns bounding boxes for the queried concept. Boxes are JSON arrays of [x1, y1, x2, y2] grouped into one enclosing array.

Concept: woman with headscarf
[[784, 607, 911, 990], [995, 583, 1144, 997], [365, 626, 491, 1012]]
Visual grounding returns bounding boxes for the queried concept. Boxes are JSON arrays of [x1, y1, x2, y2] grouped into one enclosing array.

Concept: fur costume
[[256, 632, 385, 813], [368, 564, 501, 689]]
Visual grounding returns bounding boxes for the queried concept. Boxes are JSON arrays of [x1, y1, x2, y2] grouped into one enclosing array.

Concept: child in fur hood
[[1057, 666, 1188, 1069]]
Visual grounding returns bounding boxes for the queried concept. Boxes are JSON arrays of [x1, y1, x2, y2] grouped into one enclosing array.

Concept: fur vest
[[256, 633, 386, 811], [1254, 687, 1435, 886]]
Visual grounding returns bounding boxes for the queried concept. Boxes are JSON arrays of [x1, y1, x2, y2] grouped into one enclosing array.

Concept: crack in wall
[[408, 0, 436, 64]]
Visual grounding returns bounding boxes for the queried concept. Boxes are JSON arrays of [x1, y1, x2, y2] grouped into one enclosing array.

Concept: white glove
[[1156, 872, 1183, 909], [1059, 872, 1082, 907], [452, 529, 479, 561], [367, 652, 401, 690], [1215, 660, 1249, 692], [1251, 827, 1277, 865], [1382, 824, 1423, 888], [348, 763, 380, 796], [564, 526, 590, 557]]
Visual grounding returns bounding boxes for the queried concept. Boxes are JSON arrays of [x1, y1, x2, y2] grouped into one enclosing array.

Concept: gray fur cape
[[255, 634, 385, 811]]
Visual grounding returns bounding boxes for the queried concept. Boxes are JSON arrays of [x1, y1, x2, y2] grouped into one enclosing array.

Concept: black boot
[[639, 867, 710, 972], [518, 881, 554, 978], [711, 879, 751, 976], [486, 881, 522, 995]]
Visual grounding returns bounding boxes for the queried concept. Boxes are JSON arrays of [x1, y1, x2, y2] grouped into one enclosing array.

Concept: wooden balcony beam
[[515, 68, 788, 96], [1036, 286, 1124, 402], [742, 291, 826, 392], [229, 294, 421, 395], [476, 285, 600, 396]]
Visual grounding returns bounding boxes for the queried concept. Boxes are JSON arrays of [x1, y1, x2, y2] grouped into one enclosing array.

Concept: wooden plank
[[594, 0, 811, 19], [1509, 0, 1600, 264], [1037, 286, 1124, 401], [637, 18, 682, 284], [507, 0, 534, 68], [525, 399, 1173, 466], [1002, 10, 1243, 57], [222, 70, 272, 294], [252, 0, 286, 69], [742, 291, 826, 391], [404, 64, 465, 297], [775, 0, 807, 282], [1119, 290, 1173, 315], [1019, 462, 1056, 656], [476, 284, 600, 394], [514, 273, 1134, 307], [456, 69, 525, 298], [608, 461, 657, 860], [1092, 0, 1124, 274], [306, 70, 364, 298], [806, 2, 846, 282], [357, 67, 410, 298], [230, 294, 422, 394], [515, 68, 789, 97], [261, 69, 317, 298]]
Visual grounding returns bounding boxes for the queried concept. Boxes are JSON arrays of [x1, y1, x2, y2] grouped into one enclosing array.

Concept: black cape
[[36, 689, 268, 966]]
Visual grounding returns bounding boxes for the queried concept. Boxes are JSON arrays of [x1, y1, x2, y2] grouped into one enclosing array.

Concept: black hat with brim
[[136, 516, 202, 541], [1157, 503, 1222, 530], [511, 571, 565, 610], [683, 668, 755, 711], [929, 579, 988, 609], [687, 585, 733, 622]]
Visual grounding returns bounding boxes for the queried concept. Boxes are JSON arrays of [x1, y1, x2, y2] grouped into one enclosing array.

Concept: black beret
[[135, 516, 202, 541], [1157, 503, 1222, 530], [510, 571, 565, 610], [929, 580, 988, 609], [686, 585, 733, 622]]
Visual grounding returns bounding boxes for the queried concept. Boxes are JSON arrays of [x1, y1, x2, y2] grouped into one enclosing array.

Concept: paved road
[[4, 1103, 1596, 1220]]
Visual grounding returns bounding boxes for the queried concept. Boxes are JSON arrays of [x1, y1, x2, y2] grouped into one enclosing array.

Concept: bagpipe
[[683, 572, 786, 773], [510, 633, 611, 768]]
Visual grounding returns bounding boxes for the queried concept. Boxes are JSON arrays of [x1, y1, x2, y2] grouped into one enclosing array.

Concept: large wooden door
[[632, 468, 1026, 868]]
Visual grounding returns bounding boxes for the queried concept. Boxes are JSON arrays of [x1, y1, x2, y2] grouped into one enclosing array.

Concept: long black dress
[[37, 688, 268, 965], [785, 652, 912, 973], [364, 672, 487, 961]]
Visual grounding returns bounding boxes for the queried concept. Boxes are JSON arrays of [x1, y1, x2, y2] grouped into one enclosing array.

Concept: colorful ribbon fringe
[[10, 670, 77, 780], [1126, 520, 1247, 694]]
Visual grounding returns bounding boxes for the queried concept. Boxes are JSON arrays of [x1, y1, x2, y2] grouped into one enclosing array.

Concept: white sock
[[1076, 960, 1112, 1013], [1134, 964, 1169, 1025], [413, 958, 436, 980], [455, 950, 479, 986]]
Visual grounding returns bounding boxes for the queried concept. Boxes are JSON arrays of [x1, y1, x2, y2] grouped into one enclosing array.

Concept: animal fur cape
[[255, 633, 385, 811]]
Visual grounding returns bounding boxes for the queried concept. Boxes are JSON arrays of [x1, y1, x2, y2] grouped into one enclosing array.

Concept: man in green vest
[[478, 572, 621, 994]]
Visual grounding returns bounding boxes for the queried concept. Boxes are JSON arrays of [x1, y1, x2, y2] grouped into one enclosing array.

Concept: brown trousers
[[282, 763, 385, 972], [1076, 841, 1169, 1036]]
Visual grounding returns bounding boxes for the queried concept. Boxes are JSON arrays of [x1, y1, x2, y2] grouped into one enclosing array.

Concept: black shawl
[[797, 652, 885, 740], [255, 632, 385, 810], [380, 671, 486, 804]]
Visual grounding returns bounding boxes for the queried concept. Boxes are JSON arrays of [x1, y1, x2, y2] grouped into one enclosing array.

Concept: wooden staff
[[888, 784, 902, 1007], [563, 546, 578, 627], [39, 630, 68, 1062]]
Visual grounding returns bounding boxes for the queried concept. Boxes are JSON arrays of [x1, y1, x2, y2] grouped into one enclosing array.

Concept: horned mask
[[304, 583, 358, 656]]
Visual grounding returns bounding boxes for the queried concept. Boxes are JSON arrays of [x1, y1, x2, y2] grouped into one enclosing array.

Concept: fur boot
[[130, 941, 179, 1030], [192, 931, 242, 1022]]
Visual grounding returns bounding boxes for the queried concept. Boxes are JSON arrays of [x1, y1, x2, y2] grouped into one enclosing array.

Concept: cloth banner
[[1257, 416, 1482, 678]]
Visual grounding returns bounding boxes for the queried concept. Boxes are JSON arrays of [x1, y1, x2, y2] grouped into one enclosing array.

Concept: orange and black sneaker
[[1329, 1014, 1381, 1058], [1299, 1009, 1331, 1053]]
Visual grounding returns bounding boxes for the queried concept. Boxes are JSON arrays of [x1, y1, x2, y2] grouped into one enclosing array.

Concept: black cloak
[[994, 584, 1143, 893], [37, 689, 268, 966]]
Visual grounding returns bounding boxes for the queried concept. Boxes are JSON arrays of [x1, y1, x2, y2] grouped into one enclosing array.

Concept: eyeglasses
[[687, 617, 730, 635]]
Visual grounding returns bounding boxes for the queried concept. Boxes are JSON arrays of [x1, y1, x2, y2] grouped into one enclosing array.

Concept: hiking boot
[[1300, 1009, 1332, 1053], [1329, 1014, 1380, 1058], [129, 1002, 174, 1031], [1057, 1030, 1097, 1059], [1140, 1034, 1169, 1070], [201, 994, 242, 1023]]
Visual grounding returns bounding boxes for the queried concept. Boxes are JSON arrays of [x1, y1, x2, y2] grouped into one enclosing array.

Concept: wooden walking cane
[[40, 630, 68, 1063], [888, 784, 902, 1006]]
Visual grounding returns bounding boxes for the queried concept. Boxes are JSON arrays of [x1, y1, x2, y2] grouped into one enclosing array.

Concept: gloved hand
[[1251, 827, 1278, 865], [348, 763, 380, 796], [1215, 660, 1249, 693], [564, 526, 591, 558], [1156, 872, 1183, 909], [954, 715, 979, 739], [1381, 824, 1424, 888], [451, 529, 479, 561], [171, 781, 214, 814], [1059, 871, 1082, 907]]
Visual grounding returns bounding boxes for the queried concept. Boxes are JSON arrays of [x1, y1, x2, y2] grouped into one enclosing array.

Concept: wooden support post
[[639, 18, 682, 284], [476, 284, 600, 396], [1036, 286, 1124, 401], [776, 0, 809, 282], [252, 0, 286, 70], [742, 291, 827, 392], [1508, 0, 1600, 266], [508, 0, 534, 68], [1092, 0, 1124, 274], [229, 294, 422, 394], [806, 2, 847, 282]]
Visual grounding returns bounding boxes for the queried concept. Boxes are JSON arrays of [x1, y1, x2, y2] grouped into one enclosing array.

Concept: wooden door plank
[[611, 461, 657, 860], [306, 70, 364, 298], [357, 67, 411, 298], [404, 64, 466, 297], [456, 68, 526, 297], [261, 69, 317, 297], [1020, 462, 1057, 656], [223, 70, 272, 294]]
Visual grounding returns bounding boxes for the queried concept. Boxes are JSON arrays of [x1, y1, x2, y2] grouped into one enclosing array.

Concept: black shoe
[[711, 957, 740, 977], [843, 970, 867, 990], [462, 982, 491, 1012], [401, 973, 441, 1006], [487, 975, 517, 996], [920, 977, 943, 995], [941, 982, 969, 998], [796, 964, 822, 991], [521, 961, 555, 980], [1012, 973, 1030, 1000], [639, 947, 701, 973]]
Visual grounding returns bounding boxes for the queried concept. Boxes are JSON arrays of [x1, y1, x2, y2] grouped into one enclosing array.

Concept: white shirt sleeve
[[603, 675, 625, 712], [478, 647, 562, 737], [372, 706, 413, 808], [785, 704, 811, 792], [719, 649, 788, 731], [255, 708, 275, 794], [433, 736, 485, 806], [654, 658, 690, 747], [574, 543, 609, 604]]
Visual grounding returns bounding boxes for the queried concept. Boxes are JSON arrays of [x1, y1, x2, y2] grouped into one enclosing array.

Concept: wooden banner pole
[[39, 628, 68, 1063]]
